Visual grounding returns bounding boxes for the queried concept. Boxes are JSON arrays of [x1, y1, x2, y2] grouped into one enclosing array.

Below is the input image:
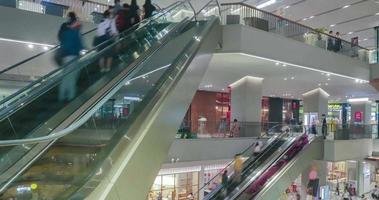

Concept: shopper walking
[[113, 0, 123, 16], [95, 10, 118, 72], [142, 0, 157, 19], [229, 119, 239, 137], [321, 114, 327, 139], [327, 31, 334, 51], [233, 154, 244, 183], [342, 189, 350, 200], [253, 141, 261, 156], [221, 170, 228, 187], [57, 12, 83, 102], [129, 0, 141, 26], [334, 32, 342, 52]]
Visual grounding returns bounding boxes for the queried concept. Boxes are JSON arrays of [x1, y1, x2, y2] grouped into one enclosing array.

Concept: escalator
[[203, 132, 323, 200], [0, 1, 222, 199]]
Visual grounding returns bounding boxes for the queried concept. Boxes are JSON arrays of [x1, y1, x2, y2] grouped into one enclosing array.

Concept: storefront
[[149, 170, 200, 200], [326, 161, 359, 193], [148, 163, 228, 200], [181, 90, 231, 136]]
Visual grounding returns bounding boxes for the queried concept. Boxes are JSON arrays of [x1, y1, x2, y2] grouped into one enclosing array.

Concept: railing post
[[375, 26, 379, 63]]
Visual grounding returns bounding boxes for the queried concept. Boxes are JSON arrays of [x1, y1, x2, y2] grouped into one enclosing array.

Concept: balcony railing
[[5, 0, 109, 23], [220, 3, 377, 64]]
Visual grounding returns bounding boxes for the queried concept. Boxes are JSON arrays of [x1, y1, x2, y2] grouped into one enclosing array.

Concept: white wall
[[324, 139, 373, 161], [0, 5, 95, 45], [222, 25, 370, 80], [166, 138, 266, 163]]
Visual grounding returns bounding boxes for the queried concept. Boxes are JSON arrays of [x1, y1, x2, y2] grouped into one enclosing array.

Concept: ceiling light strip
[[217, 52, 369, 82], [0, 37, 55, 47]]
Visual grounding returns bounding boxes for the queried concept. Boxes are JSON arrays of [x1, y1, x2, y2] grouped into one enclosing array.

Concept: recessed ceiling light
[[318, 83, 321, 86], [257, 0, 277, 9], [275, 62, 280, 66], [284, 77, 288, 80], [342, 5, 350, 9], [376, 12, 379, 15], [325, 83, 328, 86], [348, 32, 353, 34], [28, 44, 34, 49], [43, 46, 49, 50], [309, 16, 314, 19], [284, 5, 290, 9], [330, 24, 336, 27], [326, 73, 330, 76], [291, 77, 295, 80], [355, 79, 359, 83], [327, 78, 331, 81], [282, 64, 287, 67], [302, 18, 308, 21], [363, 38, 368, 41]]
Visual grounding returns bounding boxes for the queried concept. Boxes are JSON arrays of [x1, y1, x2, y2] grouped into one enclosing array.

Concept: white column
[[230, 76, 263, 122], [350, 101, 371, 124], [230, 76, 263, 137], [302, 88, 329, 121]]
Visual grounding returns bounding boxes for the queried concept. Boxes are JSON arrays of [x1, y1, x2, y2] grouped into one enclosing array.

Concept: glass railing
[[177, 120, 283, 139], [0, 1, 192, 179], [304, 123, 378, 140], [193, 124, 302, 200], [220, 3, 374, 64], [0, 2, 181, 101], [0, 13, 220, 200]]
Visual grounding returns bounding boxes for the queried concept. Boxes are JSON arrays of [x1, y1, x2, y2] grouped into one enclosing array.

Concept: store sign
[[354, 112, 362, 122], [328, 104, 342, 112]]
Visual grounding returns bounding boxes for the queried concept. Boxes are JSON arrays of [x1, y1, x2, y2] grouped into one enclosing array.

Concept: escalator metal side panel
[[86, 21, 222, 200], [254, 137, 324, 200]]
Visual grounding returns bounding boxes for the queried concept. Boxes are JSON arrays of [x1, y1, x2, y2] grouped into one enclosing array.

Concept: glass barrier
[[220, 3, 373, 64], [304, 124, 378, 140], [177, 120, 285, 138], [0, 1, 191, 178]]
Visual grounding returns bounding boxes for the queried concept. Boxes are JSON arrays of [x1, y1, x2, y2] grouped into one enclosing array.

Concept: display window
[[148, 172, 199, 200]]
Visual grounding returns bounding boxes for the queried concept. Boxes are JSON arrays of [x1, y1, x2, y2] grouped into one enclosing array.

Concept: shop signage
[[354, 112, 362, 122], [328, 104, 342, 112]]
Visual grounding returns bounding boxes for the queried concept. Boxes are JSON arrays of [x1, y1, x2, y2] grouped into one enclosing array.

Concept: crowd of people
[[56, 0, 156, 101]]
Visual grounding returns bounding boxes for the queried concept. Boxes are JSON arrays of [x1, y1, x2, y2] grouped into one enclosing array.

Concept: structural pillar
[[268, 97, 283, 128], [230, 76, 263, 137], [302, 88, 329, 124]]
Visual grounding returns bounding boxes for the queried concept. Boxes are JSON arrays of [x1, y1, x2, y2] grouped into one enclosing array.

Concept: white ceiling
[[95, 0, 379, 48], [247, 0, 379, 49], [200, 53, 379, 102]]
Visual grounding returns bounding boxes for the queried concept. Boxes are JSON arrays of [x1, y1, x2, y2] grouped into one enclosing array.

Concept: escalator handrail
[[0, 28, 95, 75], [230, 133, 308, 200], [251, 136, 319, 200], [0, 11, 192, 147], [204, 128, 300, 200], [195, 0, 221, 16], [0, 1, 184, 119], [0, 1, 181, 76], [197, 124, 295, 199], [66, 13, 221, 199]]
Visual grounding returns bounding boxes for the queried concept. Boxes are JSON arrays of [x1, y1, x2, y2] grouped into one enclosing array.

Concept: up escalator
[[202, 131, 322, 200], [0, 1, 222, 199]]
